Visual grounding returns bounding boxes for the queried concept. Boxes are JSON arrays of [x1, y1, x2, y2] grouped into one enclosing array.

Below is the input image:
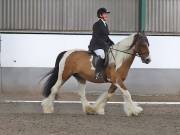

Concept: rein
[[109, 47, 141, 58]]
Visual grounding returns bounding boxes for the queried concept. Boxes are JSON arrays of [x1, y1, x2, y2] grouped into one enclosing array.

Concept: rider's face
[[100, 13, 108, 21]]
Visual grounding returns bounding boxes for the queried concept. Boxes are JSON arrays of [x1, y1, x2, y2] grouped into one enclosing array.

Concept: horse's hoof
[[41, 99, 54, 113], [41, 104, 54, 113], [95, 107, 105, 115], [85, 106, 96, 115], [124, 102, 143, 116], [133, 106, 143, 116], [97, 110, 105, 115], [42, 107, 54, 113]]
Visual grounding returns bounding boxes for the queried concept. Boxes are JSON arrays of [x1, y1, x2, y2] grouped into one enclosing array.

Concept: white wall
[[1, 34, 180, 69]]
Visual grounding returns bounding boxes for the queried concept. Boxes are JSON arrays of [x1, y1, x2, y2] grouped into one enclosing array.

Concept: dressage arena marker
[[3, 100, 180, 105]]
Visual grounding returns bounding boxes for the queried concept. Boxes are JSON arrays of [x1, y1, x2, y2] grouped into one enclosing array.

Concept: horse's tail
[[42, 51, 67, 97]]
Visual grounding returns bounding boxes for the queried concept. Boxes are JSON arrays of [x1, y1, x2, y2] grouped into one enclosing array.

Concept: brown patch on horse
[[116, 54, 135, 81], [62, 51, 97, 82], [104, 63, 116, 82]]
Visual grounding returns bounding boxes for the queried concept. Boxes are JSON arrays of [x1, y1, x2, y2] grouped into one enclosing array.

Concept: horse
[[41, 32, 151, 116]]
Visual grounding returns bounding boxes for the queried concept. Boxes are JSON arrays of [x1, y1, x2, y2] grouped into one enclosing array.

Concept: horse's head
[[131, 32, 151, 64]]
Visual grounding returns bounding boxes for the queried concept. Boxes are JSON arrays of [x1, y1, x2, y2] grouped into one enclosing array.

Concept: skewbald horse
[[41, 33, 151, 116]]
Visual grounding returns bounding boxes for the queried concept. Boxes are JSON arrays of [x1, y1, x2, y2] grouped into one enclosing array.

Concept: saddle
[[88, 51, 109, 68]]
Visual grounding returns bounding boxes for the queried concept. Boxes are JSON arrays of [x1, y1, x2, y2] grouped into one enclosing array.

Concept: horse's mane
[[109, 33, 136, 69], [114, 33, 136, 50]]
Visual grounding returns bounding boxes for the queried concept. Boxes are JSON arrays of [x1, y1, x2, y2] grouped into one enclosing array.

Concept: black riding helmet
[[97, 8, 110, 18]]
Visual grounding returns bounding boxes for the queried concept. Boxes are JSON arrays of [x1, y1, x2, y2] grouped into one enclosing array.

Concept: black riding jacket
[[88, 19, 114, 51]]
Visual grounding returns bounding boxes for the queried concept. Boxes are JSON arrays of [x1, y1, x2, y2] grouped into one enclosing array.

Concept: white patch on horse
[[90, 56, 95, 70], [115, 83, 143, 116], [94, 91, 108, 115], [94, 91, 113, 115], [107, 78, 111, 82], [77, 82, 91, 113], [146, 55, 151, 61], [109, 34, 136, 70]]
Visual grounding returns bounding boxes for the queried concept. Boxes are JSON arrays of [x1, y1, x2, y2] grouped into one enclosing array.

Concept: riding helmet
[[97, 8, 110, 18]]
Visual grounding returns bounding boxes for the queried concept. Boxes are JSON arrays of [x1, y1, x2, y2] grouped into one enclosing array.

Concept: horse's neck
[[114, 34, 135, 50], [109, 34, 135, 70]]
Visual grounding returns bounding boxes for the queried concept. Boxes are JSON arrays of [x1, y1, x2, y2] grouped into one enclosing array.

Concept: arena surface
[[0, 92, 180, 135]]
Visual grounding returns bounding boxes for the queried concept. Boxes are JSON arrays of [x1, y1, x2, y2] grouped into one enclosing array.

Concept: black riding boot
[[95, 56, 104, 80]]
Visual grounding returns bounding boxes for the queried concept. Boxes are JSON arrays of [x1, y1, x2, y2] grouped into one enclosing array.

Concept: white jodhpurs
[[94, 49, 105, 59]]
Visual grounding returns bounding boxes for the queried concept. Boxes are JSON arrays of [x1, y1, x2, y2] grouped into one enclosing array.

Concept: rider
[[88, 7, 114, 80]]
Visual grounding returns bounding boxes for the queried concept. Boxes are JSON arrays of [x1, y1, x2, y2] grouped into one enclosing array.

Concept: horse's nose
[[145, 57, 151, 64]]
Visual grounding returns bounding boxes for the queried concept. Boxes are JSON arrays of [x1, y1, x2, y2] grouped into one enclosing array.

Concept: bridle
[[109, 35, 149, 62]]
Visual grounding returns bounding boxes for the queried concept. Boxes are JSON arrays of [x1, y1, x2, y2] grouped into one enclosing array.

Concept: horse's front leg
[[93, 84, 117, 115], [116, 79, 143, 116]]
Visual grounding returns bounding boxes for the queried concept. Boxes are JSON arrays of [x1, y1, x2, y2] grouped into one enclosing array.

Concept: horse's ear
[[142, 30, 145, 36]]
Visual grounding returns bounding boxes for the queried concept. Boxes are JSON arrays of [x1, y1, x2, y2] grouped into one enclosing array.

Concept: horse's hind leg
[[41, 79, 63, 113], [75, 76, 95, 114], [93, 84, 117, 115]]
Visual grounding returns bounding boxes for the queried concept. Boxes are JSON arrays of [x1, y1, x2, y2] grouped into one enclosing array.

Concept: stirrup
[[95, 72, 104, 80]]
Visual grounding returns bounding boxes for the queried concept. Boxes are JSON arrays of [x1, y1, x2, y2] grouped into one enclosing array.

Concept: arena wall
[[1, 34, 180, 95]]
